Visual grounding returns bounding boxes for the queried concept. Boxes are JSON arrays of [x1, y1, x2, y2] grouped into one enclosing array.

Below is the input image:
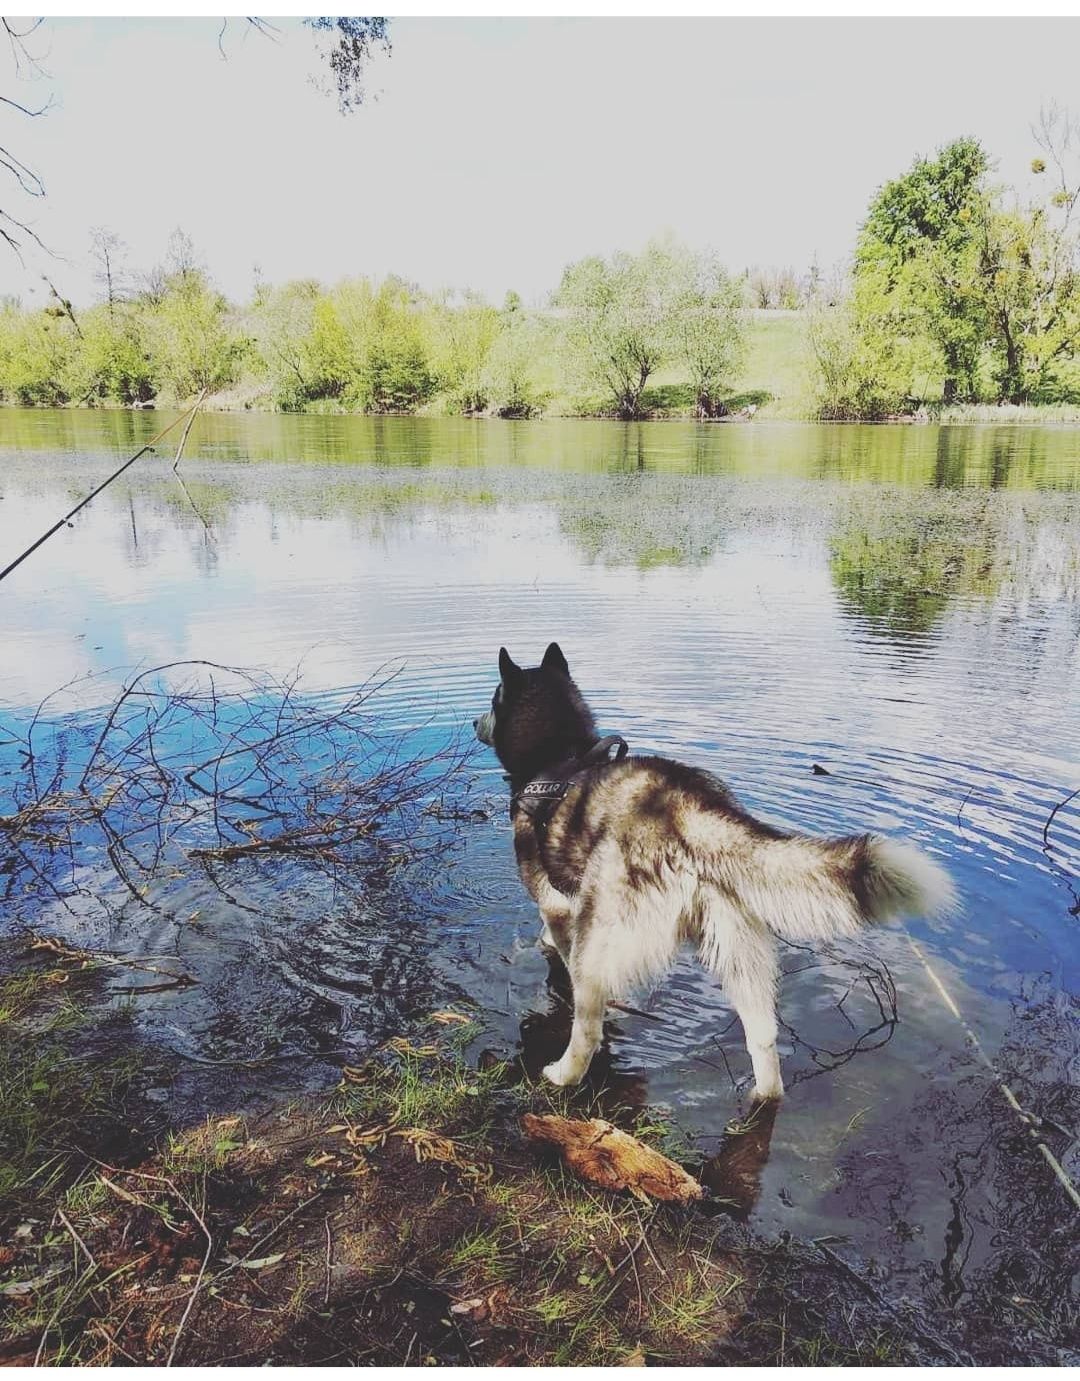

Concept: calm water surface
[[1, 410, 1078, 1353]]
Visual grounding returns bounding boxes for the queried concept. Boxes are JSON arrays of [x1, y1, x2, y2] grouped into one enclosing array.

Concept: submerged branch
[[1, 660, 477, 933]]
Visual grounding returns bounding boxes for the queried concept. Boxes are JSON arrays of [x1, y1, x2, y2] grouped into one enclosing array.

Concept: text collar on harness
[[511, 734, 629, 825]]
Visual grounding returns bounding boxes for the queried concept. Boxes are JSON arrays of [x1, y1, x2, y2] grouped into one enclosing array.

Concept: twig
[[171, 389, 207, 471], [55, 1207, 97, 1270], [1042, 786, 1080, 852], [214, 1190, 326, 1284], [170, 388, 214, 535], [164, 1181, 214, 1368]]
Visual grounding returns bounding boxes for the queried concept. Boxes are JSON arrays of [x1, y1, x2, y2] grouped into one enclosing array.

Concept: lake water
[[1, 409, 1078, 1358]]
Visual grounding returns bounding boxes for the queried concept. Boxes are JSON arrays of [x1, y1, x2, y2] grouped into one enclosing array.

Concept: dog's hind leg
[[699, 890, 784, 1100]]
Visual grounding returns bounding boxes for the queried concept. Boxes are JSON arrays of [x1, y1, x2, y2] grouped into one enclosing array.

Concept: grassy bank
[[1, 940, 977, 1368]]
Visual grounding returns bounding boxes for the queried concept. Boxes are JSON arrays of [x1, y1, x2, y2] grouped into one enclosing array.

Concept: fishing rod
[[0, 390, 207, 586]]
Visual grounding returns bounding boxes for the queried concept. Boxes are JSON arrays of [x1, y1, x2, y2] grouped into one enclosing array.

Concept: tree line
[[0, 232, 794, 420], [3, 108, 1080, 421]]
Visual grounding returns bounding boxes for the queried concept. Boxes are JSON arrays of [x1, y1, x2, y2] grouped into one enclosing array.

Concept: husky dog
[[475, 643, 955, 1099]]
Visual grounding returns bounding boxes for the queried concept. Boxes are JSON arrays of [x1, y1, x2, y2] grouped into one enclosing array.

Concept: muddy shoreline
[[1, 943, 1073, 1367]]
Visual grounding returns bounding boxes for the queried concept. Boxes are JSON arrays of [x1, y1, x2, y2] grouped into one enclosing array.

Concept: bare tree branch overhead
[[0, 16, 390, 262]]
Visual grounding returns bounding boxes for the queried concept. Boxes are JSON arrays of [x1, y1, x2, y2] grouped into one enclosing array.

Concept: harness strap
[[510, 734, 629, 828]]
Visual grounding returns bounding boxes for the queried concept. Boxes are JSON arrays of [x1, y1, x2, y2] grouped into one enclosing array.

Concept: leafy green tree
[[69, 305, 153, 404], [0, 305, 77, 404], [428, 292, 499, 413], [146, 265, 247, 398], [251, 278, 323, 408], [355, 278, 433, 412], [971, 109, 1080, 403], [807, 285, 935, 420], [481, 299, 552, 418], [857, 137, 990, 403], [305, 286, 362, 399], [556, 240, 682, 419], [669, 248, 746, 417], [974, 202, 1080, 402]]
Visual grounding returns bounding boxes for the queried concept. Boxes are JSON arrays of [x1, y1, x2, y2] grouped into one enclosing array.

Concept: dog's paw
[[542, 1056, 584, 1087]]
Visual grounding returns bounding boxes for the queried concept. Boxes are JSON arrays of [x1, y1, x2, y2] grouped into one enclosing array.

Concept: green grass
[[737, 311, 812, 418], [933, 400, 1080, 424], [0, 968, 135, 1213]]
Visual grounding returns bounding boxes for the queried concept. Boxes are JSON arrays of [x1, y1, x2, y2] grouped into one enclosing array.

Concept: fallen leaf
[[450, 1296, 487, 1321], [223, 1252, 286, 1270], [386, 1037, 440, 1057], [430, 1010, 473, 1026], [622, 1343, 648, 1366]]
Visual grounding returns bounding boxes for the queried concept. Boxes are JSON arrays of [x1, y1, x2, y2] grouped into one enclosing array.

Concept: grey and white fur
[[475, 642, 956, 1099]]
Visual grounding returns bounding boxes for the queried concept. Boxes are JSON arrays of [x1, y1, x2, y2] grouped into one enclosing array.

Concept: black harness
[[509, 734, 629, 832]]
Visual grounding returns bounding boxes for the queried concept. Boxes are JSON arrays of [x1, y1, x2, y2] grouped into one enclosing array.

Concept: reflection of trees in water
[[809, 423, 1080, 492], [829, 509, 999, 637], [558, 476, 729, 569], [829, 488, 1080, 639]]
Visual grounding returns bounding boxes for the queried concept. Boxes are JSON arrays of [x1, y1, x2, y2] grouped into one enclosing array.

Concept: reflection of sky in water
[[1, 418, 1079, 1334]]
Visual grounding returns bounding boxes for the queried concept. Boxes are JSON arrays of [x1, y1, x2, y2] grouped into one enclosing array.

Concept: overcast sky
[[3, 16, 1079, 308]]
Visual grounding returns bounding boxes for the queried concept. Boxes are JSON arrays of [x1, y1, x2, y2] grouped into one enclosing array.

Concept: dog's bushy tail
[[721, 831, 956, 944]]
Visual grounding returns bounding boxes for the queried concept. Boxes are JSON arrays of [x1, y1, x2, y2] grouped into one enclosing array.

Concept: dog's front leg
[[542, 973, 605, 1086]]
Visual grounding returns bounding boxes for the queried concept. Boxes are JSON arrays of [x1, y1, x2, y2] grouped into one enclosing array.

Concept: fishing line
[[0, 393, 205, 586], [904, 930, 1080, 1212]]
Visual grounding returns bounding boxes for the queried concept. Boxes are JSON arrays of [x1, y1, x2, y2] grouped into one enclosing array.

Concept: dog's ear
[[541, 642, 569, 677], [498, 647, 523, 687]]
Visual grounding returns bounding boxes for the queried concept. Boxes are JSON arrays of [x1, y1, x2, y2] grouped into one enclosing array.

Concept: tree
[[145, 246, 247, 398], [88, 226, 130, 315], [68, 305, 153, 405], [807, 284, 936, 420], [857, 137, 990, 403], [481, 298, 552, 418], [556, 241, 680, 419], [301, 17, 390, 114], [251, 277, 323, 408], [669, 247, 745, 418], [970, 105, 1080, 403], [358, 278, 433, 412], [428, 291, 499, 413]]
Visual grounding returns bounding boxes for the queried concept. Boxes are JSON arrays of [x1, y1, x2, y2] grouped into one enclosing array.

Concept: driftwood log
[[521, 1113, 703, 1204]]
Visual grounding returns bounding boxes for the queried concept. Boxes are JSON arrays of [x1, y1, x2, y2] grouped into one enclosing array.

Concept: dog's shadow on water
[[512, 949, 779, 1220]]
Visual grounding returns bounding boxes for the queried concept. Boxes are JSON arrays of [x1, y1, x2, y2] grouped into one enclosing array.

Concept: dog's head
[[474, 642, 597, 781]]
